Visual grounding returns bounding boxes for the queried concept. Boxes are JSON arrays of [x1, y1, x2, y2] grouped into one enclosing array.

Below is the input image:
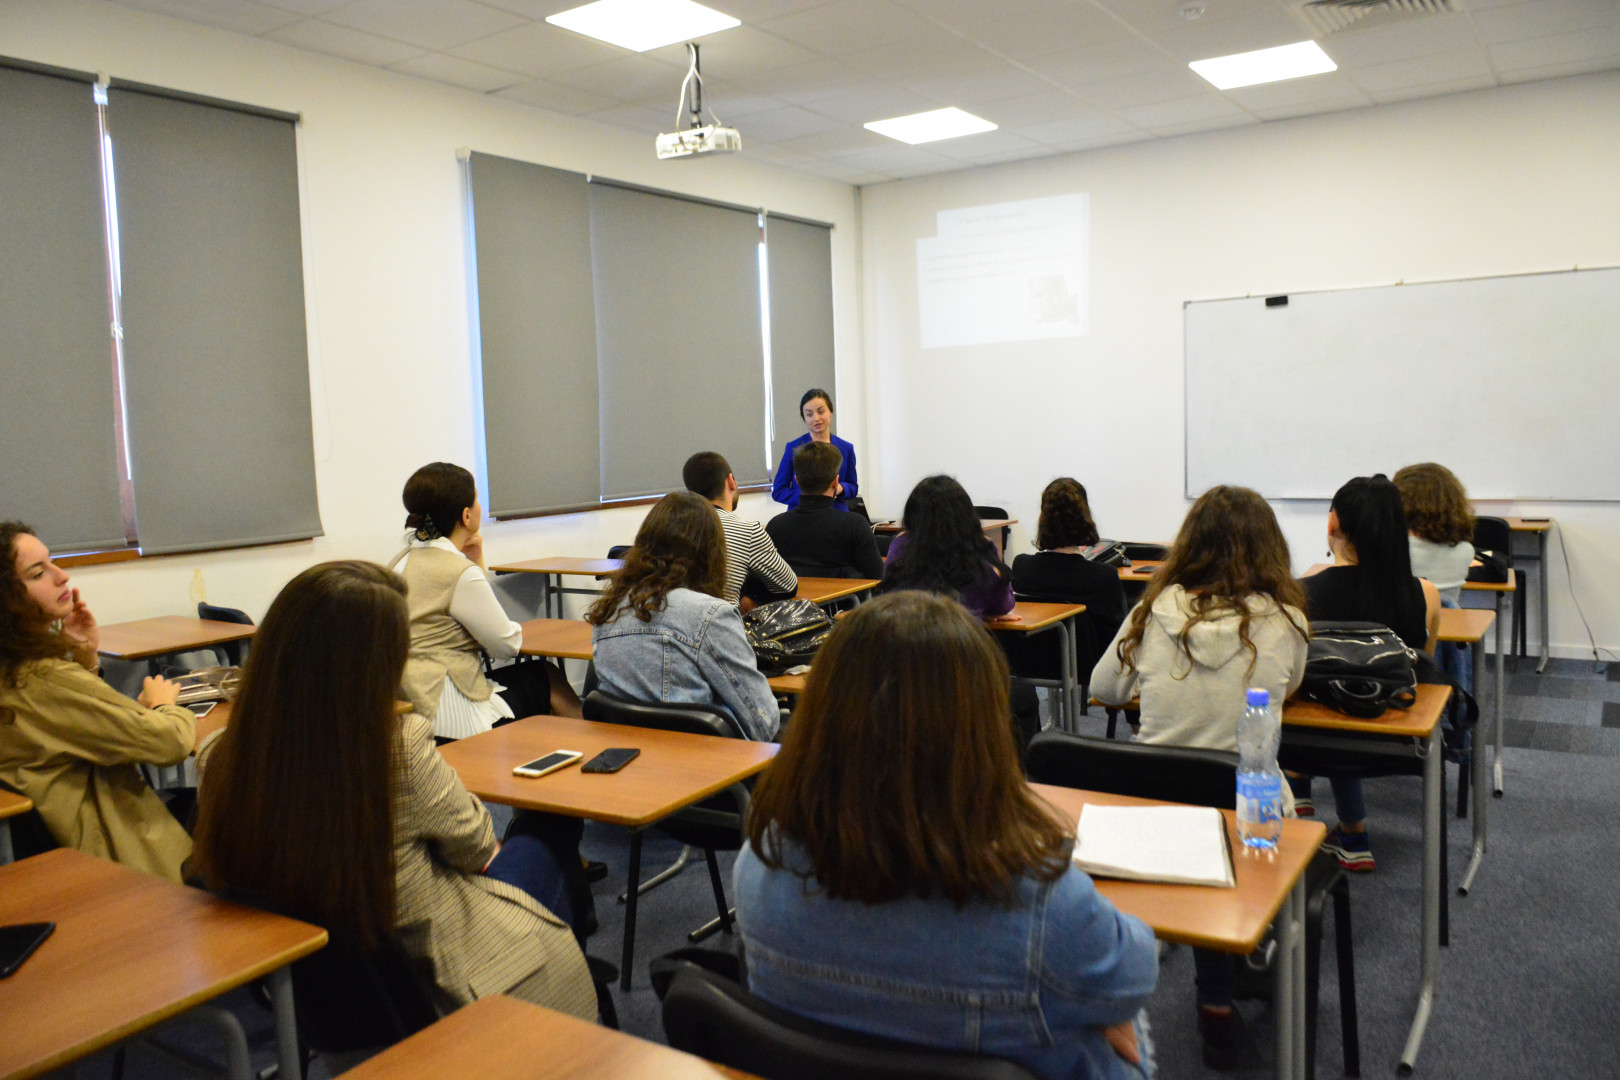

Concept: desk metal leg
[[1495, 589, 1508, 798], [1536, 530, 1550, 674], [1272, 880, 1307, 1080], [620, 830, 643, 991], [1460, 633, 1492, 896], [1055, 620, 1075, 734], [268, 966, 301, 1080], [542, 573, 556, 620], [1398, 729, 1442, 1075]]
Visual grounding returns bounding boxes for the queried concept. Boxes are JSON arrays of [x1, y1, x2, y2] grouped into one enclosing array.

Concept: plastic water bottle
[[1236, 688, 1283, 851]]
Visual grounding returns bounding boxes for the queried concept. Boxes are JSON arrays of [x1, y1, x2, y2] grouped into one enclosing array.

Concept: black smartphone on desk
[[582, 748, 640, 774], [0, 922, 55, 978]]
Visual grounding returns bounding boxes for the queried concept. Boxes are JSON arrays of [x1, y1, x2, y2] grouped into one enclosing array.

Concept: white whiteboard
[[1184, 266, 1620, 501]]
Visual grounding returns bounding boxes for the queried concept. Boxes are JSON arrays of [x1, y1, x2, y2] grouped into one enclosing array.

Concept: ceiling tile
[[582, 100, 676, 133], [827, 144, 959, 174], [706, 0, 841, 19], [975, 90, 1095, 127], [108, 0, 302, 34], [716, 59, 882, 103], [806, 86, 941, 124], [1343, 48, 1495, 95], [474, 0, 587, 17], [495, 78, 621, 113], [1148, 12, 1315, 64], [551, 54, 690, 99], [1006, 109, 1142, 147], [1318, 13, 1482, 67], [1488, 21, 1620, 70], [390, 52, 528, 92], [1148, 113, 1260, 138], [771, 125, 892, 157], [790, 157, 886, 184], [1039, 126, 1153, 153], [1026, 37, 1179, 86], [1495, 54, 1620, 83], [1116, 92, 1248, 129], [729, 104, 843, 141], [1221, 71, 1372, 112], [265, 19, 426, 65], [841, 34, 989, 81], [1077, 67, 1209, 109], [903, 65, 1056, 107], [640, 26, 822, 79], [925, 129, 1047, 162], [759, 0, 939, 56], [932, 3, 1138, 62], [448, 22, 627, 78], [1471, 0, 1620, 45], [684, 82, 796, 119], [257, 0, 350, 14], [322, 0, 527, 50], [1366, 74, 1499, 105]]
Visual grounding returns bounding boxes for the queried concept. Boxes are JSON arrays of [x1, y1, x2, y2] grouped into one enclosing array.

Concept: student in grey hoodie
[[1090, 485, 1308, 1071]]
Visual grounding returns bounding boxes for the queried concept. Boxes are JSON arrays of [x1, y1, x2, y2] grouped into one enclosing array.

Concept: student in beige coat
[[191, 560, 596, 1021], [0, 522, 193, 880]]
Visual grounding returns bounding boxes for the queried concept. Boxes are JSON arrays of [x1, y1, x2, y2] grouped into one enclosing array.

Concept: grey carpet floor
[[86, 657, 1619, 1079]]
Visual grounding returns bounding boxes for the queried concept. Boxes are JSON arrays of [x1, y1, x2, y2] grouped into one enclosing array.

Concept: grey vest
[[393, 545, 491, 719]]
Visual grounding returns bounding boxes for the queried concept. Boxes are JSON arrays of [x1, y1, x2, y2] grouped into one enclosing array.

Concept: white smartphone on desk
[[512, 749, 582, 778]]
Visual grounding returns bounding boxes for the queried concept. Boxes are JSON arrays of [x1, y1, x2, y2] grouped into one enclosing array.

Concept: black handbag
[[1081, 540, 1129, 567], [1466, 549, 1511, 584], [743, 599, 834, 676], [1298, 621, 1418, 719]]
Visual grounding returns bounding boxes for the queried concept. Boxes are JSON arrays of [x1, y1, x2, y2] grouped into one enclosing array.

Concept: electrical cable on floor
[[1552, 522, 1615, 674]]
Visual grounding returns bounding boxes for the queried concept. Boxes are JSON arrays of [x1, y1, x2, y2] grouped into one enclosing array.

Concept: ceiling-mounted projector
[[657, 42, 741, 160]]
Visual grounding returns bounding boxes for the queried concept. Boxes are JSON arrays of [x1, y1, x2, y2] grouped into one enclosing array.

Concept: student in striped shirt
[[682, 452, 798, 608]]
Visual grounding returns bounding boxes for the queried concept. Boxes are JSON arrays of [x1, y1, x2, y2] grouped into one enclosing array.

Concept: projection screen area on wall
[[1184, 265, 1620, 502], [916, 193, 1089, 350]]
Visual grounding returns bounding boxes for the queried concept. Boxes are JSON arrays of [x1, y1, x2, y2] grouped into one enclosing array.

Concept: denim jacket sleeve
[[697, 602, 781, 741], [1039, 869, 1160, 1025]]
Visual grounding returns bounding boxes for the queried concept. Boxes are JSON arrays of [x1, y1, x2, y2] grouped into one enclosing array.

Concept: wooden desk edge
[[0, 791, 34, 818]]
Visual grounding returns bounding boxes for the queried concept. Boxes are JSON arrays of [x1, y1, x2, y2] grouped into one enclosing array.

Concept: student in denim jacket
[[734, 591, 1157, 1080], [585, 492, 779, 742]]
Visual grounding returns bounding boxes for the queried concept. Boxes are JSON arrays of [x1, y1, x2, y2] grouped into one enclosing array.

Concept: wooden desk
[[439, 715, 777, 990], [96, 616, 255, 664], [989, 601, 1087, 731], [520, 617, 596, 660], [1502, 516, 1552, 672], [0, 848, 327, 1080], [341, 993, 761, 1080], [492, 556, 623, 618], [1033, 785, 1321, 1080], [0, 788, 32, 864], [793, 576, 879, 607], [1117, 559, 1162, 581]]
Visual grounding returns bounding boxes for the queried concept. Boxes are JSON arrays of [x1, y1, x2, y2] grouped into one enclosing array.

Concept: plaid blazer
[[391, 712, 596, 1019]]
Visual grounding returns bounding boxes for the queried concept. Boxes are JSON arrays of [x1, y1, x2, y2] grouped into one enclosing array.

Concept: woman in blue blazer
[[772, 388, 858, 511]]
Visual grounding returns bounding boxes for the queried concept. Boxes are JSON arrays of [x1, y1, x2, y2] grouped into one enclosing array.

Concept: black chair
[[972, 505, 1012, 555], [583, 690, 750, 991], [1026, 731, 1361, 1080], [1120, 542, 1169, 562], [196, 602, 253, 668], [662, 965, 1042, 1080], [1471, 516, 1528, 662]]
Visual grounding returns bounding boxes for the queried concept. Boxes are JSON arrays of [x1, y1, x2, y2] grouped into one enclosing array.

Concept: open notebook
[[1072, 804, 1235, 888]]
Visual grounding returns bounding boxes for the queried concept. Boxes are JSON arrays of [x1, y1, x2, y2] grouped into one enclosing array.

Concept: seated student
[[391, 463, 578, 742], [735, 591, 1159, 1080], [586, 492, 779, 741], [764, 441, 883, 580], [880, 475, 1014, 619], [1392, 462, 1476, 605], [1011, 477, 1128, 645], [1291, 475, 1441, 874], [682, 452, 797, 607], [1090, 486, 1308, 1070], [0, 521, 193, 880], [191, 561, 597, 1021]]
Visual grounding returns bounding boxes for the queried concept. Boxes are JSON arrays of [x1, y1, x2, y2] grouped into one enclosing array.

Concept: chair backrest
[[583, 690, 742, 740], [1120, 542, 1169, 562], [606, 544, 632, 561], [196, 603, 253, 667], [972, 505, 1009, 520], [1472, 515, 1512, 554], [1026, 730, 1238, 810], [662, 967, 1041, 1080]]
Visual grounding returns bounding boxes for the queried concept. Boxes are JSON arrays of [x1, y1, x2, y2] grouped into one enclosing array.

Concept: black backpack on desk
[[1297, 621, 1418, 719]]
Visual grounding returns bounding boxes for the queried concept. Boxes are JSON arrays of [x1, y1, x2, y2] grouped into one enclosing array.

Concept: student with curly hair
[[586, 492, 779, 741], [0, 521, 193, 879], [1393, 462, 1476, 604]]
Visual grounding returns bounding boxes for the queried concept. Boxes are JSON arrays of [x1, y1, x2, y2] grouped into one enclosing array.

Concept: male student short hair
[[682, 451, 732, 502], [793, 441, 842, 497]]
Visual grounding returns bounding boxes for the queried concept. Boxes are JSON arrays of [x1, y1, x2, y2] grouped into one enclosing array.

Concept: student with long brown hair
[[1090, 486, 1308, 1070], [735, 591, 1158, 1080], [880, 474, 1014, 618], [1392, 462, 1476, 605], [586, 492, 779, 741], [191, 561, 596, 1020], [0, 521, 193, 880]]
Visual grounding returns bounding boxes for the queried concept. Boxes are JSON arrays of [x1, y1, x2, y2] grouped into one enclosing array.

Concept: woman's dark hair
[[1035, 477, 1100, 550], [0, 522, 61, 687], [1117, 486, 1307, 678], [402, 462, 476, 541], [799, 388, 833, 414], [1393, 463, 1475, 546], [191, 561, 409, 946], [884, 475, 1010, 599], [747, 591, 1069, 906], [585, 492, 727, 625], [1332, 474, 1418, 617]]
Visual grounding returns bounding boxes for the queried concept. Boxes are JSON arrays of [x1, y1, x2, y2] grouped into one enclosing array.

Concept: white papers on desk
[[1072, 805, 1235, 888]]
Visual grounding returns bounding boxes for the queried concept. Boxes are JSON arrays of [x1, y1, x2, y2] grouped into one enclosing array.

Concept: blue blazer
[[772, 433, 858, 510]]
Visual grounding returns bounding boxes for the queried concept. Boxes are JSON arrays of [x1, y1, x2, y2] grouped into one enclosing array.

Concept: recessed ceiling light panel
[[1189, 40, 1337, 90], [864, 107, 997, 145], [546, 0, 741, 53]]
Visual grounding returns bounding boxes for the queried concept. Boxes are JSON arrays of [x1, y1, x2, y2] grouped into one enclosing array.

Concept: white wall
[[0, 0, 861, 623], [860, 71, 1620, 659]]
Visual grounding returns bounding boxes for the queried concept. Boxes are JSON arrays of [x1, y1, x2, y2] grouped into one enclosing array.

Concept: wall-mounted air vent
[[1297, 0, 1456, 36]]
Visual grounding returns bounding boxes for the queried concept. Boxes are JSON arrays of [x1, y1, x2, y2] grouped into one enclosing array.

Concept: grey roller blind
[[0, 64, 126, 552], [107, 87, 321, 554], [468, 152, 600, 517], [589, 182, 767, 499], [765, 213, 836, 470]]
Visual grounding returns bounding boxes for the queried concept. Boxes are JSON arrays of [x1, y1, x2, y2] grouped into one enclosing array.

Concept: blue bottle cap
[[1246, 688, 1270, 707]]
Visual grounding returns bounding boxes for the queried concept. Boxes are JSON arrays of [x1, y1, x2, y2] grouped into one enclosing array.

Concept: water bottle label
[[1237, 774, 1282, 823]]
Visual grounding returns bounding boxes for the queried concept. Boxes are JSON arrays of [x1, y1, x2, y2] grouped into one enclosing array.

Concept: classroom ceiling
[[104, 0, 1620, 185]]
